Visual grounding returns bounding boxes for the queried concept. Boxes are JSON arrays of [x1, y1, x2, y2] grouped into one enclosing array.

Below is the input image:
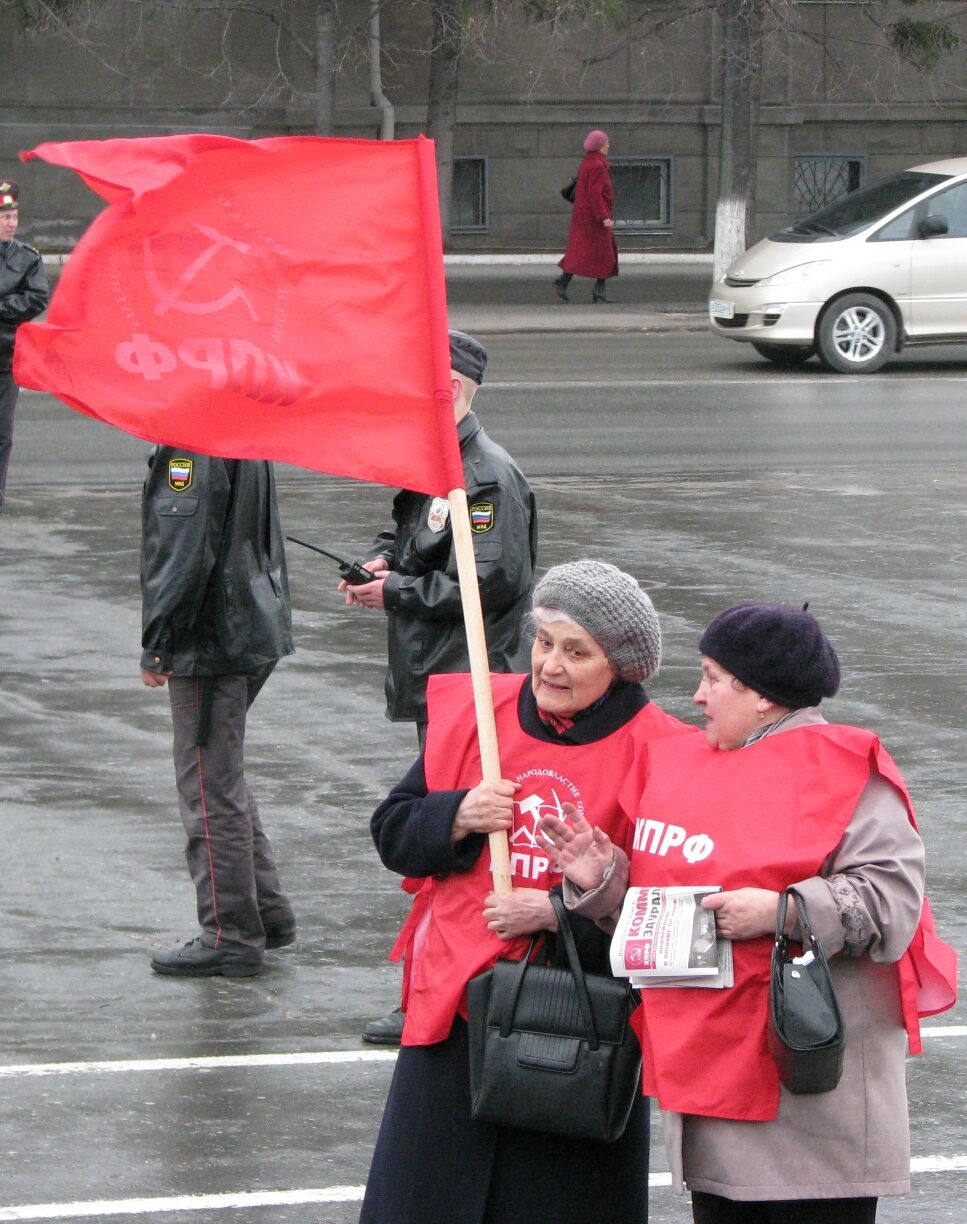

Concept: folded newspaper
[[610, 886, 734, 989]]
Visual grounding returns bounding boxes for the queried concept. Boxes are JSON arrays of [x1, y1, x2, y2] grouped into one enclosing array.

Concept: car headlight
[[756, 260, 831, 288]]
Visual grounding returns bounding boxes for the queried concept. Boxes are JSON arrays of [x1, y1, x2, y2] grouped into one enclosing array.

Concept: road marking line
[[0, 1050, 399, 1078], [912, 1156, 967, 1173], [1, 1163, 964, 1220], [486, 378, 967, 389], [0, 1188, 364, 1220], [0, 1026, 960, 1079]]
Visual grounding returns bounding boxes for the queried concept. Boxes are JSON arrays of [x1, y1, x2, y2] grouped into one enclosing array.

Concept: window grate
[[795, 156, 864, 216], [453, 157, 488, 232], [609, 158, 673, 231]]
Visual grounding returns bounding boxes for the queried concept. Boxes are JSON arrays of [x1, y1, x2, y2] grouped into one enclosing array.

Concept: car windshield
[[774, 171, 951, 239]]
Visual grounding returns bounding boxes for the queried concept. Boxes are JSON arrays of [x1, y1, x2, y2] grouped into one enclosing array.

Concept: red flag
[[16, 134, 463, 496]]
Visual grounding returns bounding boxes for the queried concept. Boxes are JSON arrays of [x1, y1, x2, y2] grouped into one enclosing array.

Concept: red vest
[[622, 724, 956, 1121], [393, 672, 690, 1045]]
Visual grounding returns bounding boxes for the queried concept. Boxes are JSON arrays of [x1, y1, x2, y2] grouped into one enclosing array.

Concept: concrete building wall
[[2, 0, 966, 252]]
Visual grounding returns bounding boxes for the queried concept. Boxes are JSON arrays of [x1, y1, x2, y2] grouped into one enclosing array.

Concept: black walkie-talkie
[[285, 536, 376, 585]]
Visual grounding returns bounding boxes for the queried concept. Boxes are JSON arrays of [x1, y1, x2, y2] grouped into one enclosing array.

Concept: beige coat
[[571, 708, 927, 1202]]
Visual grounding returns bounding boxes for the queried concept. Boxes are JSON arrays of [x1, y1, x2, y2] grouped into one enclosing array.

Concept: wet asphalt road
[[2, 302, 966, 1222]]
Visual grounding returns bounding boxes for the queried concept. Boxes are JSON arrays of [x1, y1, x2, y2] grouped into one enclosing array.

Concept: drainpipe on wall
[[370, 2, 395, 140]]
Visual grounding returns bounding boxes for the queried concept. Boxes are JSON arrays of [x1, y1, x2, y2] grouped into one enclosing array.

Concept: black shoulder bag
[[561, 176, 577, 204], [466, 891, 641, 1142], [768, 887, 845, 1094]]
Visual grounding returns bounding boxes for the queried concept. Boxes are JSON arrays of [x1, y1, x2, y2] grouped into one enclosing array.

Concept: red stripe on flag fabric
[[16, 134, 464, 496]]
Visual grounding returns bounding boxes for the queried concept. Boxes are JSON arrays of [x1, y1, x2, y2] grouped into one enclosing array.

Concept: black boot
[[362, 1006, 405, 1045], [553, 274, 571, 302], [150, 936, 262, 978], [592, 279, 613, 303], [263, 917, 297, 949]]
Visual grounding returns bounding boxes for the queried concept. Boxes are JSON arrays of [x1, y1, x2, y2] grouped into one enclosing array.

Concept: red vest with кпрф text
[[391, 672, 690, 1046], [620, 724, 957, 1122]]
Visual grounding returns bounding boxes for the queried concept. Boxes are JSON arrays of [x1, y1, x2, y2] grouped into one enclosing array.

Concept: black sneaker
[[150, 937, 262, 978], [264, 918, 296, 950], [361, 1006, 405, 1046]]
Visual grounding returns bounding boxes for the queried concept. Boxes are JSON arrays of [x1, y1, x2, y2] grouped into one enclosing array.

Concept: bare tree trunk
[[370, 1, 395, 139], [313, 0, 338, 135], [713, 0, 764, 280], [426, 0, 462, 248]]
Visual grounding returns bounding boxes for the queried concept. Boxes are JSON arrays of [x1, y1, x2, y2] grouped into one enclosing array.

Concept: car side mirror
[[918, 215, 949, 238]]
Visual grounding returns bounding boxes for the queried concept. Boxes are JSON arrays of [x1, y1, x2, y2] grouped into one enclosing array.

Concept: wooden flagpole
[[448, 485, 512, 894], [415, 135, 511, 894]]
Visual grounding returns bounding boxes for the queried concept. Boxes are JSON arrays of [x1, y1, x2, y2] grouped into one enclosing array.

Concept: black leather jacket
[[365, 412, 538, 723], [140, 448, 293, 676], [0, 238, 50, 372]]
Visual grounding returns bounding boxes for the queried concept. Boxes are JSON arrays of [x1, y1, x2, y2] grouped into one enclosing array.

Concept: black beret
[[0, 180, 19, 211], [698, 602, 840, 709], [449, 329, 487, 384]]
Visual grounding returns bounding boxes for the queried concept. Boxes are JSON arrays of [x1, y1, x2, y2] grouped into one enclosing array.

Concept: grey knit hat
[[531, 560, 661, 683]]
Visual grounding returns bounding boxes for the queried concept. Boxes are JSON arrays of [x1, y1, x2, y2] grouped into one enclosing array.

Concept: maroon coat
[[559, 150, 618, 280]]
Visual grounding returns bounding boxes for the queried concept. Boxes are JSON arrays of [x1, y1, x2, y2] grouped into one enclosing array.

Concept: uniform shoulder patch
[[470, 501, 495, 533], [168, 457, 194, 491], [426, 496, 450, 533]]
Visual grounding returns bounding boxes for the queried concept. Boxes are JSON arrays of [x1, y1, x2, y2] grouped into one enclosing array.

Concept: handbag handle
[[498, 891, 601, 1050], [775, 887, 821, 959]]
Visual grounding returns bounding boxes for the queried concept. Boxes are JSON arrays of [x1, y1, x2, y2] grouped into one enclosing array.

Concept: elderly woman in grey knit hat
[[542, 601, 953, 1224], [360, 560, 689, 1224]]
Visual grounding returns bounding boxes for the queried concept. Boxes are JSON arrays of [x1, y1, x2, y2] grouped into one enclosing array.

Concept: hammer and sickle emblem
[[144, 225, 259, 320]]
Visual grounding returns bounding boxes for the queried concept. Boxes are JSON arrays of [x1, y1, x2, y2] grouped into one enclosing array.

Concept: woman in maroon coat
[[555, 129, 618, 303]]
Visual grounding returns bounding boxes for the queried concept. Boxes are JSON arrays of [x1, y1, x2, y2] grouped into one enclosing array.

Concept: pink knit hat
[[583, 130, 609, 153]]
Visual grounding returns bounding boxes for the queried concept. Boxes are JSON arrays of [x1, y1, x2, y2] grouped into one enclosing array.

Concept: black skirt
[[359, 1018, 650, 1224]]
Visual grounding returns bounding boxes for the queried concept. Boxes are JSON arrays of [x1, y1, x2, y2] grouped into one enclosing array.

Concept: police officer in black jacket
[[343, 330, 538, 736], [0, 180, 50, 510], [140, 447, 296, 978]]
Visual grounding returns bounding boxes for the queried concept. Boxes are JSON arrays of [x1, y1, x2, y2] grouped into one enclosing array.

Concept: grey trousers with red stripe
[[168, 663, 294, 953]]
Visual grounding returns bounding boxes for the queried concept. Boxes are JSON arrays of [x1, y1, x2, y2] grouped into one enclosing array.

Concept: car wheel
[[817, 294, 896, 374], [751, 342, 816, 368]]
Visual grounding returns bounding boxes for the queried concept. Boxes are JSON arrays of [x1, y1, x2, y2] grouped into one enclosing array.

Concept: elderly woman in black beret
[[542, 602, 956, 1224], [358, 560, 689, 1224]]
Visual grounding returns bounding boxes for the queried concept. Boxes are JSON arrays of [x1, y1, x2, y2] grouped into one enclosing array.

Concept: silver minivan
[[709, 156, 967, 373]]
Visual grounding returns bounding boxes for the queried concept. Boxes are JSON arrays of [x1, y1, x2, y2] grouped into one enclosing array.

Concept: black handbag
[[466, 891, 641, 1142], [768, 887, 845, 1095], [561, 176, 577, 203]]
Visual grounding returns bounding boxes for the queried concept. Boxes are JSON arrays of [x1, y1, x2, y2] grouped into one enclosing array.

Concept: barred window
[[452, 157, 488, 232], [609, 158, 673, 232], [795, 156, 864, 216]]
